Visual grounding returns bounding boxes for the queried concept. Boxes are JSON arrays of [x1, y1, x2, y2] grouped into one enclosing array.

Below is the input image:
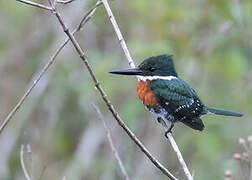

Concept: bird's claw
[[157, 117, 175, 138], [157, 117, 162, 123], [165, 123, 174, 138]]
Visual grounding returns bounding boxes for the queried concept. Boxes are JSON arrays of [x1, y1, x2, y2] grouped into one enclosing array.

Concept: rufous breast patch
[[137, 80, 159, 107]]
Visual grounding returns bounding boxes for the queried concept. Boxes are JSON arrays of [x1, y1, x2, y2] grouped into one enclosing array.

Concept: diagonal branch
[[0, 0, 101, 134], [44, 2, 177, 179], [14, 0, 178, 179], [16, 0, 52, 11], [77, 1, 102, 31], [101, 0, 135, 68], [56, 0, 76, 4], [167, 133, 193, 180], [101, 1, 193, 179], [92, 104, 130, 180]]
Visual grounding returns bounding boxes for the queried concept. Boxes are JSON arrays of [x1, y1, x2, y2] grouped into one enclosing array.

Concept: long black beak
[[109, 68, 143, 76]]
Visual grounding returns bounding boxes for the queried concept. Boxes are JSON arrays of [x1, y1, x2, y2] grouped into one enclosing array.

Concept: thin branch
[[26, 144, 33, 180], [101, 0, 193, 179], [45, 3, 177, 179], [249, 161, 252, 180], [0, 42, 63, 134], [0, 1, 100, 134], [77, 1, 102, 31], [56, 0, 76, 4], [101, 0, 135, 68], [160, 119, 193, 180], [20, 144, 32, 180], [92, 104, 130, 180], [245, 137, 252, 180], [16, 0, 52, 11], [38, 166, 47, 180], [167, 133, 193, 180], [14, 1, 178, 179]]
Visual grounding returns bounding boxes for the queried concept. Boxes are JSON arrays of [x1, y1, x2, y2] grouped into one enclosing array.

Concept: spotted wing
[[150, 78, 205, 120]]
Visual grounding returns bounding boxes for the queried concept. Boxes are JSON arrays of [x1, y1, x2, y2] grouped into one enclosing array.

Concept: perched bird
[[110, 54, 243, 137]]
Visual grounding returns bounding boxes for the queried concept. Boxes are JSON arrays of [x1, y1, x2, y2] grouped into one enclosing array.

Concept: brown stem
[[49, 4, 177, 180], [14, 0, 178, 179], [56, 0, 76, 4], [92, 104, 130, 180], [0, 0, 101, 134], [16, 0, 52, 11]]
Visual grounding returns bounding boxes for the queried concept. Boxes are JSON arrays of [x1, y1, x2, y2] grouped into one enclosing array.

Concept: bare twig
[[101, 0, 193, 179], [77, 1, 102, 31], [38, 166, 47, 180], [167, 133, 193, 180], [0, 42, 63, 134], [15, 0, 178, 179], [47, 0, 54, 8], [50, 6, 177, 180], [56, 0, 76, 4], [26, 144, 33, 180], [249, 161, 252, 180], [101, 0, 135, 68], [16, 0, 52, 11], [92, 104, 130, 180], [20, 144, 32, 180], [0, 0, 100, 134], [16, 1, 177, 178]]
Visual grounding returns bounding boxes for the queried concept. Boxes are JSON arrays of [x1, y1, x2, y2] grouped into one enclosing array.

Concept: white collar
[[137, 75, 177, 82]]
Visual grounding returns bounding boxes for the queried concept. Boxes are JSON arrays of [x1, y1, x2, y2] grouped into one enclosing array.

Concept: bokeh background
[[0, 0, 252, 179]]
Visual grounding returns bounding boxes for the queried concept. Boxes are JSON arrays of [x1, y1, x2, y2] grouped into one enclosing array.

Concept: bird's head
[[109, 54, 178, 78]]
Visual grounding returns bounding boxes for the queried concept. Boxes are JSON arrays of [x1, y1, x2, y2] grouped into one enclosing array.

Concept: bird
[[109, 54, 243, 137]]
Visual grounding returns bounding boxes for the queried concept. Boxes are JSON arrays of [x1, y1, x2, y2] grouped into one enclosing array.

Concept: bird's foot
[[157, 117, 175, 137], [157, 117, 168, 129], [165, 123, 174, 138], [157, 117, 162, 123]]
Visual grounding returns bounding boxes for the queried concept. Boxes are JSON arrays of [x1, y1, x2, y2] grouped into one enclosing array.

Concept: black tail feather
[[180, 117, 205, 131], [204, 107, 243, 117]]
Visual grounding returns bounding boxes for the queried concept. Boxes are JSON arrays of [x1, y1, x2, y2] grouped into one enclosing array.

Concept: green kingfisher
[[110, 54, 243, 137]]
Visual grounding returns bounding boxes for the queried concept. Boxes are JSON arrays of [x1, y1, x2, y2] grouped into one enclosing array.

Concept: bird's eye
[[149, 67, 156, 72]]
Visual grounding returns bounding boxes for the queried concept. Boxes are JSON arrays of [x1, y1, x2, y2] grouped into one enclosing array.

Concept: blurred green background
[[0, 0, 251, 179]]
